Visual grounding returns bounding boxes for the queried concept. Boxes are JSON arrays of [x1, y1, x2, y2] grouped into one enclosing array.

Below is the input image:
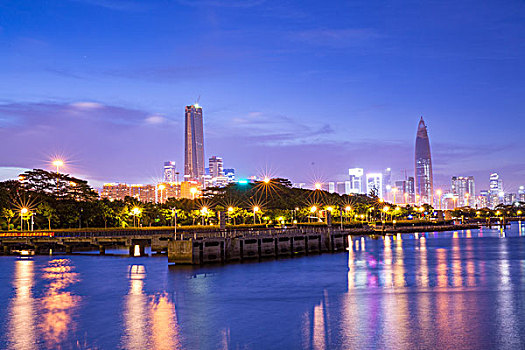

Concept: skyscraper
[[366, 173, 383, 198], [451, 176, 475, 207], [348, 168, 364, 194], [184, 104, 205, 181], [209, 156, 224, 178], [415, 117, 433, 204], [163, 161, 176, 183]]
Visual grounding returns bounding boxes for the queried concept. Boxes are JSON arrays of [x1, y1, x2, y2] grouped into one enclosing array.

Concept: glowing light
[[436, 189, 442, 196], [314, 183, 322, 190], [158, 184, 166, 190], [131, 207, 141, 215], [228, 206, 234, 213], [201, 207, 208, 214], [345, 206, 351, 212], [21, 208, 29, 214], [310, 206, 317, 213], [263, 177, 270, 184], [253, 206, 260, 212], [238, 179, 248, 185], [326, 206, 333, 212], [383, 206, 390, 212], [52, 160, 64, 167], [379, 198, 384, 203]]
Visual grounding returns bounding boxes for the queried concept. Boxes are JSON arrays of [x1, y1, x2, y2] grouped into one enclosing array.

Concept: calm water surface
[[1, 223, 525, 349]]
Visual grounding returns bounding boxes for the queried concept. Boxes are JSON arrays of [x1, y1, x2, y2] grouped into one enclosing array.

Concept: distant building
[[479, 190, 490, 208], [293, 183, 306, 189], [394, 180, 407, 203], [383, 168, 392, 200], [224, 168, 235, 182], [336, 181, 351, 195], [101, 183, 129, 201], [184, 104, 205, 181], [366, 173, 383, 198], [451, 176, 475, 207], [519, 186, 525, 202], [415, 117, 433, 204], [328, 182, 336, 193], [504, 193, 516, 205], [489, 173, 503, 207], [209, 156, 224, 178], [163, 161, 176, 183], [407, 177, 415, 203], [348, 168, 364, 194], [180, 181, 201, 199]]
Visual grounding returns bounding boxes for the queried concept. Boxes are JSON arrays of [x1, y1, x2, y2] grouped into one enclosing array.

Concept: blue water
[[1, 223, 525, 349]]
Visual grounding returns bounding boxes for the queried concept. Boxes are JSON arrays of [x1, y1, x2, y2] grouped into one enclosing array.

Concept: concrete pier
[[167, 227, 349, 265]]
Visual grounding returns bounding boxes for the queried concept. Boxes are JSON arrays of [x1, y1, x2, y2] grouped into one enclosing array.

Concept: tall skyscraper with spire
[[184, 103, 205, 181], [415, 117, 433, 204]]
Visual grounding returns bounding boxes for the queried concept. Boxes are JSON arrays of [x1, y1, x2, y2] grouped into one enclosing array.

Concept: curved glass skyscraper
[[415, 117, 433, 204]]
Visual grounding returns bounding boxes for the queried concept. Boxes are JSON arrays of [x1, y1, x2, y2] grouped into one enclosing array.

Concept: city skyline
[[0, 0, 524, 191]]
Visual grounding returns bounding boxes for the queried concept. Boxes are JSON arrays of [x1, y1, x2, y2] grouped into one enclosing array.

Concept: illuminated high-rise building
[[366, 173, 383, 198], [415, 117, 433, 204], [209, 156, 224, 178], [184, 104, 205, 181], [451, 176, 475, 207], [163, 161, 176, 183], [348, 168, 364, 194]]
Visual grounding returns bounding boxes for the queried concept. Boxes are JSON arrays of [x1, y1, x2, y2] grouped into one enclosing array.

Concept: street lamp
[[20, 207, 28, 231], [131, 207, 141, 227], [253, 206, 260, 224], [314, 183, 322, 190], [201, 206, 208, 225], [52, 159, 64, 195], [263, 177, 270, 184]]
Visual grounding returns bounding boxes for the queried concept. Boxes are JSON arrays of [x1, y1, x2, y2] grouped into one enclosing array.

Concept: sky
[[0, 0, 524, 192]]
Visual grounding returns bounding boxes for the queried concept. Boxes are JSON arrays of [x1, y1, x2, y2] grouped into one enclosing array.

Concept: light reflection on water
[[0, 223, 525, 349]]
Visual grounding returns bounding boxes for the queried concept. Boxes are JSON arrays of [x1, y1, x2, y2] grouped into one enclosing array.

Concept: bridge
[[0, 222, 482, 264]]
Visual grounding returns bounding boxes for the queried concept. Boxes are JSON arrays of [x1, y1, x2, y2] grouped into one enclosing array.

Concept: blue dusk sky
[[0, 0, 524, 191]]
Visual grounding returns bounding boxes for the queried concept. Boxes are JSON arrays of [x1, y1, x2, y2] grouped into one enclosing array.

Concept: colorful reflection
[[8, 259, 36, 350], [122, 265, 181, 350], [40, 259, 81, 348]]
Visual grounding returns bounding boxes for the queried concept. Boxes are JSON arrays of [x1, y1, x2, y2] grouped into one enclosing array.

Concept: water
[[1, 223, 525, 350]]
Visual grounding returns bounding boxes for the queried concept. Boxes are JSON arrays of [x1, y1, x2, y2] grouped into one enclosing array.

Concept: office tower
[[504, 193, 516, 205], [479, 190, 490, 208], [451, 176, 475, 206], [366, 173, 383, 198], [163, 161, 176, 183], [209, 156, 224, 178], [328, 182, 336, 193], [519, 186, 525, 202], [336, 181, 351, 195], [184, 104, 205, 181], [383, 168, 392, 199], [348, 168, 364, 194], [415, 117, 434, 204], [395, 180, 407, 203], [489, 173, 503, 207], [407, 177, 415, 203], [224, 168, 236, 182]]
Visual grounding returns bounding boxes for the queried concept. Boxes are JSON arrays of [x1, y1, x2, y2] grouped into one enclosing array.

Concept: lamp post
[[228, 206, 234, 225], [201, 207, 208, 226], [309, 206, 317, 223], [20, 207, 28, 231], [131, 207, 141, 227], [52, 159, 64, 195], [253, 206, 260, 225]]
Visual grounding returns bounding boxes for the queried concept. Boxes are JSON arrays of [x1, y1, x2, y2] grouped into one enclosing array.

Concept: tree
[[1, 208, 15, 231], [99, 202, 115, 228], [37, 202, 57, 230]]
